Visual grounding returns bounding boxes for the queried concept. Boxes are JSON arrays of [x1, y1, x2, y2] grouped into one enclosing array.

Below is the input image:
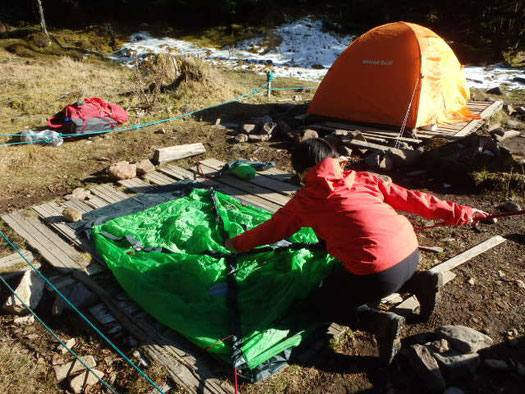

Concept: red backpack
[[47, 98, 128, 134]]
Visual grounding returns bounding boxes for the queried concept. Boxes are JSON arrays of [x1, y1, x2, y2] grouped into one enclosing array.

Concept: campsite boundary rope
[[0, 83, 316, 146], [0, 231, 166, 394], [0, 272, 117, 393]]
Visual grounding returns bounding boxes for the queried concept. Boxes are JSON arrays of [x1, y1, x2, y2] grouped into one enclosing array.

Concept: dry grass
[[0, 38, 310, 210], [0, 339, 59, 393]]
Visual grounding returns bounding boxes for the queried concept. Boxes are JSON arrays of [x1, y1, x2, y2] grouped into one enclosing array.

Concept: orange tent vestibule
[[307, 22, 478, 129]]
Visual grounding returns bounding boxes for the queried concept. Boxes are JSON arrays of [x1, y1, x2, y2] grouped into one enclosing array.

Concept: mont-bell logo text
[[362, 60, 394, 65]]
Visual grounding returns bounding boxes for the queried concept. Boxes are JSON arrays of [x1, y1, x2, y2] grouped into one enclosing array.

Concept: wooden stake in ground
[[35, 0, 50, 38]]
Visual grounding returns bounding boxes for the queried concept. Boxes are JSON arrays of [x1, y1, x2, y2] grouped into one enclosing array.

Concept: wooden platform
[[1, 157, 507, 392], [0, 159, 343, 393], [308, 100, 503, 144]]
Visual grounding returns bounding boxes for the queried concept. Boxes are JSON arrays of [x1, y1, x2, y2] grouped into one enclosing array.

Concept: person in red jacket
[[225, 138, 488, 365]]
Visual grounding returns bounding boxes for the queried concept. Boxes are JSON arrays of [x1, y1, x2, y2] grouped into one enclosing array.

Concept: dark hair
[[291, 138, 338, 174]]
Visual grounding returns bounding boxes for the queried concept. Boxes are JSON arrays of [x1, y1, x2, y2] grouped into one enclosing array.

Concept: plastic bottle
[[20, 130, 64, 147]]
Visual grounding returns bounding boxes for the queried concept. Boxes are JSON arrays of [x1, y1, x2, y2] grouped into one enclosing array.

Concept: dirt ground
[[0, 26, 524, 394]]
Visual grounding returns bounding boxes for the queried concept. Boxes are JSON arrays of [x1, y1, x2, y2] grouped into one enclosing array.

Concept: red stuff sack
[[47, 98, 128, 135]]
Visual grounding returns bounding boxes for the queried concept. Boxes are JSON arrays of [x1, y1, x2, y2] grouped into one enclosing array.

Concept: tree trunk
[[35, 0, 49, 38]]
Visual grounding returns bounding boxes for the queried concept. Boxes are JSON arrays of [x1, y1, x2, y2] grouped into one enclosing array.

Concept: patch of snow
[[113, 18, 524, 90]]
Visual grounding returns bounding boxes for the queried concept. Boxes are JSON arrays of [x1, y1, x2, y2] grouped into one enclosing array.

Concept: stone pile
[[404, 325, 523, 393]]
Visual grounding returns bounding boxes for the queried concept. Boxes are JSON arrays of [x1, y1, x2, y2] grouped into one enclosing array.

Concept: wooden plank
[[30, 202, 105, 276], [197, 163, 290, 207], [201, 159, 299, 197], [312, 124, 423, 144], [454, 100, 503, 138], [0, 250, 40, 278], [157, 166, 282, 212], [2, 211, 88, 272], [90, 184, 127, 204], [0, 250, 35, 270], [118, 178, 155, 193], [143, 171, 177, 186], [429, 236, 506, 274], [72, 271, 234, 394], [153, 143, 206, 165]]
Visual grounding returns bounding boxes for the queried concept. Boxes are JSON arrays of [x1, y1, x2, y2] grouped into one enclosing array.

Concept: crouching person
[[225, 138, 488, 365]]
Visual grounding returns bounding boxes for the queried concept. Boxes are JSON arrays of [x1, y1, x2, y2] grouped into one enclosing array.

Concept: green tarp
[[92, 188, 338, 372]]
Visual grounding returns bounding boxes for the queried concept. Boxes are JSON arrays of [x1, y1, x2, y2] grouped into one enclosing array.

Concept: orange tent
[[308, 22, 478, 129]]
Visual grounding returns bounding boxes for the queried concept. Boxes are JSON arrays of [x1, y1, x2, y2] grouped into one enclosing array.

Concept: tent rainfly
[[308, 21, 479, 129]]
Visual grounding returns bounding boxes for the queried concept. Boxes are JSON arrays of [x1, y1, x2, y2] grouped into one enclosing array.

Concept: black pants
[[310, 249, 420, 327]]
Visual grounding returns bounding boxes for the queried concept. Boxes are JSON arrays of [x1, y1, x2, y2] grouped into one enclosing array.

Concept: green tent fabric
[[91, 188, 339, 372]]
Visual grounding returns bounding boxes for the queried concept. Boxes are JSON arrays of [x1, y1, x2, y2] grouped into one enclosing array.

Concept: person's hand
[[224, 238, 236, 251], [470, 208, 490, 224]]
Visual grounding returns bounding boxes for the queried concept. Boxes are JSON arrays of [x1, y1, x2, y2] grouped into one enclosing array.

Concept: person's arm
[[375, 176, 487, 225], [227, 201, 302, 252]]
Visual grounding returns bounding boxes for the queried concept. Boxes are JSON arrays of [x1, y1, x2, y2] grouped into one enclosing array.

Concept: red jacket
[[232, 158, 477, 275]]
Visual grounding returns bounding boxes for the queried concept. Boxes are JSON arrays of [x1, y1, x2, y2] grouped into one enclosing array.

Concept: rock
[[334, 129, 349, 136], [486, 86, 503, 95], [179, 104, 194, 113], [62, 208, 82, 223], [136, 159, 155, 176], [433, 352, 480, 381], [516, 279, 525, 289], [54, 355, 96, 381], [312, 64, 324, 69], [248, 133, 271, 142], [70, 188, 91, 200], [132, 350, 149, 367], [467, 277, 476, 286], [241, 123, 257, 134], [275, 120, 291, 137], [436, 325, 493, 353], [365, 152, 394, 170], [262, 122, 277, 135], [427, 339, 450, 354], [497, 200, 522, 212], [492, 130, 521, 142], [513, 77, 525, 84], [443, 387, 466, 394], [516, 106, 525, 115], [13, 315, 35, 325], [299, 129, 319, 142], [108, 161, 136, 180], [3, 270, 45, 315], [498, 270, 505, 278], [370, 172, 392, 184], [253, 115, 273, 127], [234, 133, 249, 143], [65, 283, 98, 310], [517, 362, 525, 376], [386, 147, 422, 166], [506, 119, 524, 130], [484, 359, 509, 370], [154, 128, 166, 134], [504, 104, 516, 116], [214, 124, 227, 131], [69, 369, 105, 393], [406, 345, 446, 393], [59, 338, 76, 355]]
